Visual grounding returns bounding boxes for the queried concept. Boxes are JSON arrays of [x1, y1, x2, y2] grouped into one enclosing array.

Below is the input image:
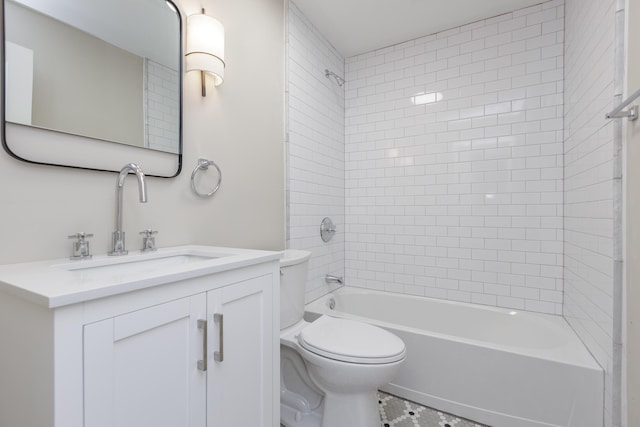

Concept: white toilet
[[279, 250, 406, 427]]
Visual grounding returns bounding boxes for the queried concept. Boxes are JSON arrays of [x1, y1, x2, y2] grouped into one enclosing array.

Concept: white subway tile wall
[[564, 0, 619, 425], [344, 1, 565, 315], [287, 0, 619, 423], [286, 2, 345, 302], [145, 59, 179, 153]]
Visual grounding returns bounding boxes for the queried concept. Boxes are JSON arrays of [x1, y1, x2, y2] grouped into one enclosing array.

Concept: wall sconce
[[186, 9, 225, 97]]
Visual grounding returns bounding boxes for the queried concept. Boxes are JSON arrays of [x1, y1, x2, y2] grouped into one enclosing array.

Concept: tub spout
[[325, 274, 343, 285]]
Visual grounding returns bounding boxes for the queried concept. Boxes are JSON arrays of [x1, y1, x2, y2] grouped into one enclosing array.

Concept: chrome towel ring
[[191, 158, 222, 198]]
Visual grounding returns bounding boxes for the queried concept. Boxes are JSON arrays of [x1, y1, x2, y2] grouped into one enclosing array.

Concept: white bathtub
[[305, 287, 603, 427]]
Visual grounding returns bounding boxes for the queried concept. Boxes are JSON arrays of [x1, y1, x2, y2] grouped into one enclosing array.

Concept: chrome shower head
[[325, 69, 345, 87]]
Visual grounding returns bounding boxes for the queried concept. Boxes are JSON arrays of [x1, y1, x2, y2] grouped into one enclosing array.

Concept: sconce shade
[[186, 13, 225, 86]]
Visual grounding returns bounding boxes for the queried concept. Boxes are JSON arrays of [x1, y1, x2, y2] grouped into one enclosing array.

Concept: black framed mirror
[[2, 0, 182, 177]]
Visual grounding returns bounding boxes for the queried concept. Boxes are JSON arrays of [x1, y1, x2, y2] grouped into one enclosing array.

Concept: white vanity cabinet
[[0, 246, 280, 427], [84, 274, 273, 427]]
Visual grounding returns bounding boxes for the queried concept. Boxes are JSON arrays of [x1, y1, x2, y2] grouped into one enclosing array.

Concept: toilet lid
[[298, 315, 406, 364]]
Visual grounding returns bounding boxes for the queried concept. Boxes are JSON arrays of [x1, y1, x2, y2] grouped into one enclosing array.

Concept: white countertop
[[0, 245, 282, 308]]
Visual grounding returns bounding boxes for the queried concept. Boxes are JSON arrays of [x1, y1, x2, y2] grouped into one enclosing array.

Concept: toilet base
[[321, 390, 381, 427], [280, 396, 322, 427], [281, 389, 382, 427]]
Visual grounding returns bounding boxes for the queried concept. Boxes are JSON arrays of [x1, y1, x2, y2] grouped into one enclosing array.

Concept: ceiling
[[293, 0, 546, 58]]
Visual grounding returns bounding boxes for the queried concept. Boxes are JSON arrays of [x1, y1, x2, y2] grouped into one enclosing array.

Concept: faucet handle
[[68, 232, 94, 239], [68, 232, 93, 260], [140, 229, 158, 252]]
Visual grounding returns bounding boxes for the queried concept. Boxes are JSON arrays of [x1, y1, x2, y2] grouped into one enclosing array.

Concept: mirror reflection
[[4, 0, 181, 154]]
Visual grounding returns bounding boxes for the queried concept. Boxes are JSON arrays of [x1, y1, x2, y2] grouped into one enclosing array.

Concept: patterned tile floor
[[378, 391, 489, 427]]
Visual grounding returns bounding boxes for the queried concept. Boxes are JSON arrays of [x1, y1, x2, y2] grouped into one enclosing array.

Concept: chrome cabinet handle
[[214, 313, 224, 362], [197, 319, 207, 371]]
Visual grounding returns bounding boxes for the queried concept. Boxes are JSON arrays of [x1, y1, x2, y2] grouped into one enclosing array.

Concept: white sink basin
[[58, 254, 216, 276], [51, 250, 228, 279]]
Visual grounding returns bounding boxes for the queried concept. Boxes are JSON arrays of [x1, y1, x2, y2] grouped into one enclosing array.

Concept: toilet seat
[[298, 315, 406, 364]]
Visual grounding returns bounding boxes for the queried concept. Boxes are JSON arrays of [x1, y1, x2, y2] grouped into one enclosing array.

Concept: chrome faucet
[[325, 274, 344, 285], [109, 163, 147, 256]]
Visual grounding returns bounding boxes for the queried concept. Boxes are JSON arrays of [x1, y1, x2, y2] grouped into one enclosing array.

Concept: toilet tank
[[280, 249, 311, 330]]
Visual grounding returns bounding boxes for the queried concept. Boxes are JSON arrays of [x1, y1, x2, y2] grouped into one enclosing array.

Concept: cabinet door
[[207, 275, 274, 427], [84, 295, 207, 427]]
